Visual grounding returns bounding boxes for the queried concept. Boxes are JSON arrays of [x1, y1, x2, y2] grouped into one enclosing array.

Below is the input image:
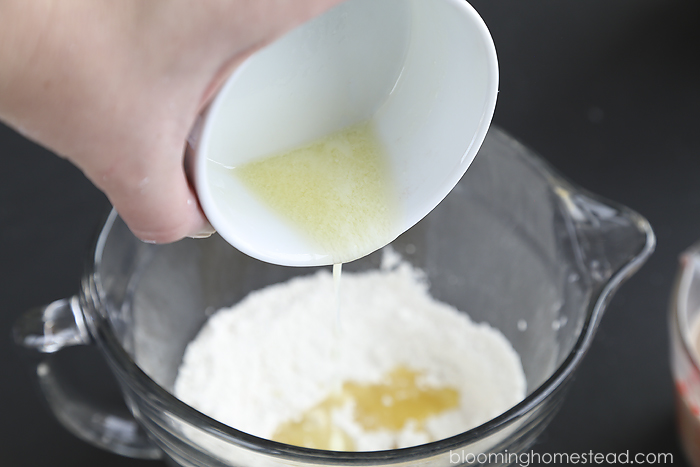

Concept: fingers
[[94, 143, 214, 244], [0, 0, 349, 245]]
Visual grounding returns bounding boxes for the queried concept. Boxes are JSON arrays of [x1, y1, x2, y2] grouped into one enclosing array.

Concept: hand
[[0, 0, 344, 243]]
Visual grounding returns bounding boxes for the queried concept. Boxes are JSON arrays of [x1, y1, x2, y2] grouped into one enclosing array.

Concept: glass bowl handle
[[12, 296, 162, 460]]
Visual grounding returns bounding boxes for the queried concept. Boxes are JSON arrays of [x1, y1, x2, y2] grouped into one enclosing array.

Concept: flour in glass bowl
[[174, 248, 526, 451]]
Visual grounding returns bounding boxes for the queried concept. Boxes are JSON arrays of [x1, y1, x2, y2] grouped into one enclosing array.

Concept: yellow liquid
[[272, 366, 460, 451], [233, 121, 397, 264]]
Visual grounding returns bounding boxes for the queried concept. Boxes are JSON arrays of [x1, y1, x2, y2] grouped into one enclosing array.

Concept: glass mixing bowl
[[14, 127, 654, 466]]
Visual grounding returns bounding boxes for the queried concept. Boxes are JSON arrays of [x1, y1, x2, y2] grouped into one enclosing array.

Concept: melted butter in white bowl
[[232, 121, 399, 265]]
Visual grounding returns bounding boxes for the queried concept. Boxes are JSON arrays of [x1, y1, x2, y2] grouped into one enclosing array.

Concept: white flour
[[174, 250, 526, 451]]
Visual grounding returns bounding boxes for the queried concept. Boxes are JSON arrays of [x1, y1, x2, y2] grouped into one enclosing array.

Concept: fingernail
[[188, 224, 216, 239]]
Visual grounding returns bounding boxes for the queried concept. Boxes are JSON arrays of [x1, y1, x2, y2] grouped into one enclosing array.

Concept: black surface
[[1, 1, 699, 465]]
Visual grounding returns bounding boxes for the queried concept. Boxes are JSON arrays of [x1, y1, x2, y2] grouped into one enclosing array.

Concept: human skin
[[0, 0, 344, 243]]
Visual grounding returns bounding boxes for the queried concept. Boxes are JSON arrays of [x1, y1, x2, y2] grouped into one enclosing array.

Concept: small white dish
[[193, 0, 498, 267]]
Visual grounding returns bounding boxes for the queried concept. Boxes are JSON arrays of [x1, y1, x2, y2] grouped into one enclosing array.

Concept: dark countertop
[[1, 1, 698, 465]]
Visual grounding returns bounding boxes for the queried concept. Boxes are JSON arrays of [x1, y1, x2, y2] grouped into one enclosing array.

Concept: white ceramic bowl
[[194, 0, 498, 266]]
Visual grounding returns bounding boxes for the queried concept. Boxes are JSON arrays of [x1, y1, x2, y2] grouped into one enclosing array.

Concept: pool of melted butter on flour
[[272, 366, 459, 451], [232, 120, 398, 264]]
